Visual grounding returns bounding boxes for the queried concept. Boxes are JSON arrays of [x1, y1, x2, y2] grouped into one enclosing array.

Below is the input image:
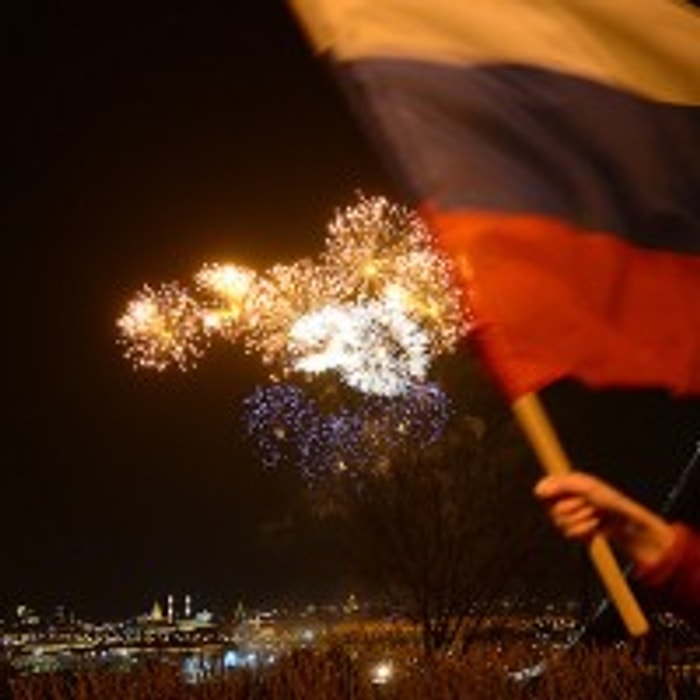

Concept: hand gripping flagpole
[[512, 392, 650, 637]]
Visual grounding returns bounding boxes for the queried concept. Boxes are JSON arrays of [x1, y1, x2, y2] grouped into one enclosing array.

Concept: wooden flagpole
[[512, 392, 650, 637]]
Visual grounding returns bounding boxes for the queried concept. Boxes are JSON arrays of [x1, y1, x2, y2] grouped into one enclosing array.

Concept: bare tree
[[332, 415, 539, 657]]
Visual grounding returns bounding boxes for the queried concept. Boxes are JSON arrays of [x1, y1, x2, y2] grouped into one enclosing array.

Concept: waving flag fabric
[[288, 0, 700, 399]]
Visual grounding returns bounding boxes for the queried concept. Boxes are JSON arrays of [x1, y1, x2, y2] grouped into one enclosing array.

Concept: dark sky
[[5, 2, 699, 622]]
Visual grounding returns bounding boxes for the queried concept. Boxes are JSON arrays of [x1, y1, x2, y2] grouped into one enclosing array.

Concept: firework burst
[[116, 282, 208, 371], [193, 262, 257, 339], [288, 300, 431, 397], [241, 258, 338, 367], [116, 193, 470, 399], [319, 194, 467, 356], [243, 380, 450, 479]]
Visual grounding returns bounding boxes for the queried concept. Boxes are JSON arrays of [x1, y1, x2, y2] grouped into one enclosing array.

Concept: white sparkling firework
[[244, 381, 451, 479], [288, 300, 430, 397], [116, 282, 207, 371]]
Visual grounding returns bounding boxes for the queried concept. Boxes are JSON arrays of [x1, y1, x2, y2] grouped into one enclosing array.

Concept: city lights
[[370, 660, 394, 685]]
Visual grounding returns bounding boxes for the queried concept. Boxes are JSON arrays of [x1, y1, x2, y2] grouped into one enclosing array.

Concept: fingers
[[533, 473, 614, 542], [534, 472, 601, 501], [534, 472, 633, 515], [549, 497, 601, 541], [534, 472, 673, 562]]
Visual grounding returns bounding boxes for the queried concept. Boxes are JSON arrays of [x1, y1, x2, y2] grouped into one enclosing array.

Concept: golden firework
[[116, 282, 207, 371], [194, 262, 257, 338]]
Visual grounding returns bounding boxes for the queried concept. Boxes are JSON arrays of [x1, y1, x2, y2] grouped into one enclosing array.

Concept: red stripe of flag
[[427, 209, 700, 399]]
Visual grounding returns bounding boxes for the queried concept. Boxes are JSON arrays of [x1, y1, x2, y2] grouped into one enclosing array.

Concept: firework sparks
[[193, 262, 257, 337], [319, 194, 468, 355], [116, 282, 208, 371], [116, 194, 471, 481], [241, 258, 337, 367], [288, 300, 430, 397], [322, 195, 426, 295], [244, 381, 450, 479], [116, 193, 471, 392], [194, 262, 256, 311]]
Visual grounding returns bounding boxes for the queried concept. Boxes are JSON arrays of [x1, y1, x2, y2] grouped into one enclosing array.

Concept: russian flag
[[288, 0, 700, 400]]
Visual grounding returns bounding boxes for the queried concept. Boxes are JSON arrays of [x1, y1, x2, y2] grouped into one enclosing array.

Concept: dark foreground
[[5, 640, 700, 700]]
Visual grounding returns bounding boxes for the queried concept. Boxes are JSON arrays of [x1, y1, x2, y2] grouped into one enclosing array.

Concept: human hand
[[534, 471, 675, 568]]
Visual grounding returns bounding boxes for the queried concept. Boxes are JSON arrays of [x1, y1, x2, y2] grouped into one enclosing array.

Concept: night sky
[[6, 2, 699, 622]]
